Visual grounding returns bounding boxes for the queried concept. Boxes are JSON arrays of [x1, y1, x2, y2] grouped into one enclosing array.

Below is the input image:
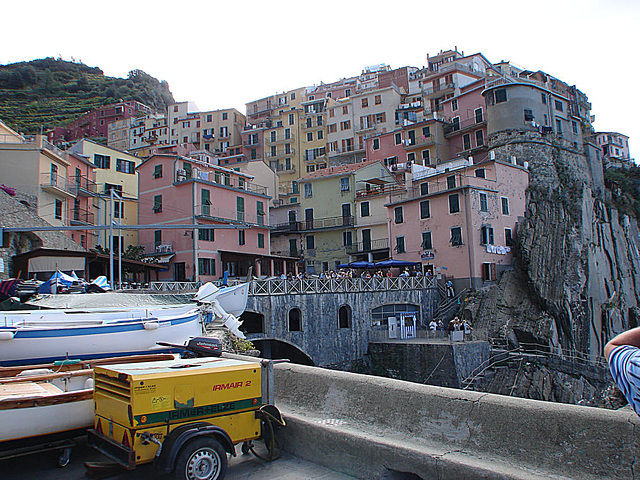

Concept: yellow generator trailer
[[87, 355, 284, 480]]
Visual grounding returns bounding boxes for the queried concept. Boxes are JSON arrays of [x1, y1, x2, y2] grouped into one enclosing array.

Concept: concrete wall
[[274, 362, 640, 480], [367, 341, 489, 388]]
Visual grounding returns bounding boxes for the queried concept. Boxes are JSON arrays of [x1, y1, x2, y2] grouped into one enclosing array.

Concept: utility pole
[[109, 188, 114, 290]]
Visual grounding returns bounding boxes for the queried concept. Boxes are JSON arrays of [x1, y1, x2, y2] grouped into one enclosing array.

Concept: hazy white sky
[[2, 0, 639, 160]]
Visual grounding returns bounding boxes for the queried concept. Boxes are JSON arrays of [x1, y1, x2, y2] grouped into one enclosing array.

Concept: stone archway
[[250, 338, 314, 366]]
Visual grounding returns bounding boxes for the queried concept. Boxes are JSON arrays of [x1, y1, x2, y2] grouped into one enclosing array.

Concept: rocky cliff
[[463, 130, 640, 361]]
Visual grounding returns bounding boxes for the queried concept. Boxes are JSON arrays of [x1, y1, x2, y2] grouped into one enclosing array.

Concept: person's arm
[[605, 327, 640, 361]]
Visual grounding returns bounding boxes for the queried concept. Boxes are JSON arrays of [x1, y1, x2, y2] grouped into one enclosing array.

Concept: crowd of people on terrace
[[278, 267, 431, 280], [428, 316, 473, 341]]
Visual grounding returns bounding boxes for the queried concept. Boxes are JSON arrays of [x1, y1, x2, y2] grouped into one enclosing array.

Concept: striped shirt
[[608, 344, 640, 416]]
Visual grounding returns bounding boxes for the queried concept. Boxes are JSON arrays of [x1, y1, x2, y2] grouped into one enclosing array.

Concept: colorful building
[[596, 132, 634, 168], [137, 153, 276, 281], [0, 122, 77, 229], [68, 139, 141, 252], [386, 158, 529, 289]]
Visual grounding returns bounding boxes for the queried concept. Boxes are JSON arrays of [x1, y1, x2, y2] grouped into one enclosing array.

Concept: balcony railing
[[40, 173, 75, 197], [443, 117, 486, 136], [196, 204, 266, 226], [265, 148, 296, 158], [141, 241, 176, 255], [70, 207, 95, 226], [389, 173, 495, 202], [243, 139, 261, 146], [355, 184, 405, 198], [298, 215, 354, 231], [69, 175, 97, 196], [422, 82, 456, 97], [272, 222, 300, 232], [345, 238, 389, 254], [267, 133, 296, 144]]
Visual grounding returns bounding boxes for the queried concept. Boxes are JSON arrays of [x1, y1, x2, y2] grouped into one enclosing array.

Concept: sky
[[2, 0, 639, 160]]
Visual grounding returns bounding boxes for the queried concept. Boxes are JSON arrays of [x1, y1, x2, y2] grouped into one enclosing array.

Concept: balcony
[[141, 241, 176, 255], [243, 139, 261, 146], [422, 82, 455, 98], [69, 175, 97, 197], [196, 204, 267, 226], [299, 215, 355, 232], [265, 147, 295, 159], [402, 136, 436, 150], [355, 184, 405, 198], [40, 173, 76, 198], [443, 116, 486, 137], [272, 222, 300, 233], [70, 207, 95, 226], [268, 133, 296, 145], [345, 237, 389, 254], [389, 172, 494, 203], [397, 101, 423, 110]]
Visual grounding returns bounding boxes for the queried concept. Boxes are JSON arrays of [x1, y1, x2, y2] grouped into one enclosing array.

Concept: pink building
[[386, 158, 529, 290], [441, 79, 487, 162], [137, 154, 273, 281]]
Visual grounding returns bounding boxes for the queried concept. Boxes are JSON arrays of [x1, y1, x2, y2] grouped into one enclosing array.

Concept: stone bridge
[[242, 277, 439, 367]]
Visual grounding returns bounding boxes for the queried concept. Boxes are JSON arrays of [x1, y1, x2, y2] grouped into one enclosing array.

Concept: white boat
[[194, 281, 249, 317], [0, 354, 175, 444], [0, 369, 94, 442], [0, 283, 249, 366]]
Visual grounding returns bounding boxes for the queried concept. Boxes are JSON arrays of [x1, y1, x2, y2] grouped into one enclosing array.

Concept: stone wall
[[247, 287, 438, 367], [366, 341, 489, 388]]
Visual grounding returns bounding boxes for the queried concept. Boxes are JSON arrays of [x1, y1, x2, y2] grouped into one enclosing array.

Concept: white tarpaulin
[[28, 256, 86, 273]]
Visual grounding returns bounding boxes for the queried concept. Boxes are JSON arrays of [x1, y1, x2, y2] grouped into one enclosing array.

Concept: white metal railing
[[250, 276, 436, 295], [148, 276, 436, 294]]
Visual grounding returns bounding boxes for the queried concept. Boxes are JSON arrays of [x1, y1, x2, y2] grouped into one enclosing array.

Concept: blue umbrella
[[374, 259, 420, 268], [338, 260, 375, 269]]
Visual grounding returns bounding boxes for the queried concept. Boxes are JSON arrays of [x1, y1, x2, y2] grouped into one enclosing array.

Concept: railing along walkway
[[461, 340, 609, 390], [149, 276, 436, 294], [250, 276, 436, 295]]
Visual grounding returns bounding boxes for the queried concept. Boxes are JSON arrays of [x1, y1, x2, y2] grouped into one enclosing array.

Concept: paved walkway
[[2, 435, 358, 480]]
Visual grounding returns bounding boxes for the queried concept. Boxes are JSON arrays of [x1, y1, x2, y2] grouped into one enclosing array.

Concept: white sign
[[0, 258, 4, 273], [486, 245, 511, 255]]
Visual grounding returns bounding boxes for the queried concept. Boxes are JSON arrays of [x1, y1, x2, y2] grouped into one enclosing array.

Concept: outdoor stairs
[[434, 286, 468, 320]]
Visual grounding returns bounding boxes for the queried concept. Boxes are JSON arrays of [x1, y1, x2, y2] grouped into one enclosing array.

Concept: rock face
[[463, 130, 640, 360]]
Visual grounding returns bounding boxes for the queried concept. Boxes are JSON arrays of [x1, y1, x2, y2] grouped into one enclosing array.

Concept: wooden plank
[[0, 389, 92, 410]]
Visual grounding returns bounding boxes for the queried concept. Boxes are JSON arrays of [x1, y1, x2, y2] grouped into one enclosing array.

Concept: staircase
[[433, 284, 467, 320]]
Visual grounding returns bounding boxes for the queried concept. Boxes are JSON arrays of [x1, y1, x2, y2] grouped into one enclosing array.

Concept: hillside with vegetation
[[0, 57, 175, 134]]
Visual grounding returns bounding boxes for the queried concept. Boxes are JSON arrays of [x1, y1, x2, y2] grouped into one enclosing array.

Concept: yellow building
[[68, 139, 141, 252], [0, 121, 74, 228], [199, 108, 245, 154]]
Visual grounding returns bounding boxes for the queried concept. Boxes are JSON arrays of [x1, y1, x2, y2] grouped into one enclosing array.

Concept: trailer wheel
[[175, 437, 227, 480]]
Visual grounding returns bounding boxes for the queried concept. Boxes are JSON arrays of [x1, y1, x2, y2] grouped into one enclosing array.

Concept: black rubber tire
[[174, 437, 227, 480]]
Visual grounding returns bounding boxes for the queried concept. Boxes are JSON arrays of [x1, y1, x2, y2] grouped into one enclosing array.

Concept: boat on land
[[0, 354, 175, 444], [0, 282, 249, 366]]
